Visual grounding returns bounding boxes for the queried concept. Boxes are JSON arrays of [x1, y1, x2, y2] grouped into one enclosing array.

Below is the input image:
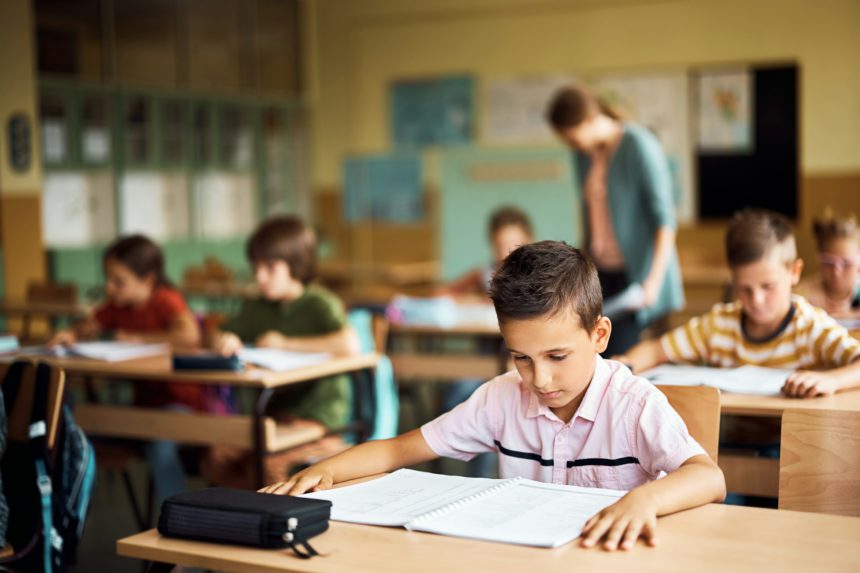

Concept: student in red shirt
[[51, 234, 202, 503]]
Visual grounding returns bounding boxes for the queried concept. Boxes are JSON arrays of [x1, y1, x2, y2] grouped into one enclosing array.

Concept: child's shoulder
[[150, 285, 188, 309], [792, 294, 840, 327], [602, 359, 667, 406]]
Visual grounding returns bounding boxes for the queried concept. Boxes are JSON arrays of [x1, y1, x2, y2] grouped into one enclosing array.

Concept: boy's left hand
[[115, 330, 143, 343], [580, 489, 658, 551], [256, 331, 289, 349], [782, 370, 838, 398]]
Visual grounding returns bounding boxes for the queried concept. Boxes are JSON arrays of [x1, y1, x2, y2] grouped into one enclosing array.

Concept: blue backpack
[[0, 361, 96, 573]]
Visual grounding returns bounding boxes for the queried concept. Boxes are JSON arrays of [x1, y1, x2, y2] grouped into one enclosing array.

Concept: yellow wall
[[0, 0, 43, 193], [0, 0, 47, 305], [309, 0, 860, 187]]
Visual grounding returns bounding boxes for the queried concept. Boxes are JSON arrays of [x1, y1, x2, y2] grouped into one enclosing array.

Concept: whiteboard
[[482, 75, 576, 144]]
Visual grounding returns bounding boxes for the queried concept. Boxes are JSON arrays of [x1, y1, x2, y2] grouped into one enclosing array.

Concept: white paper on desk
[[642, 364, 790, 396], [238, 348, 331, 372], [304, 469, 497, 526], [409, 479, 624, 548]]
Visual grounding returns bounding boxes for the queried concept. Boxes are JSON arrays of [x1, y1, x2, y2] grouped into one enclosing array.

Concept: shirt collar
[[524, 355, 612, 424]]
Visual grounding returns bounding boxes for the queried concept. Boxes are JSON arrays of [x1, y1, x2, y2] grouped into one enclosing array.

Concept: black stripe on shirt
[[493, 440, 640, 468]]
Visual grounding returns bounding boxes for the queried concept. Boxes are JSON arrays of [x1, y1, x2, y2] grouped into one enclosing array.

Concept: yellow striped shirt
[[660, 295, 860, 369]]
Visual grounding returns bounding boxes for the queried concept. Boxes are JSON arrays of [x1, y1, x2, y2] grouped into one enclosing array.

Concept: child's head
[[725, 209, 803, 329], [488, 206, 534, 265], [103, 234, 168, 306], [546, 84, 623, 154], [812, 211, 860, 298], [246, 215, 316, 300], [489, 241, 611, 423]]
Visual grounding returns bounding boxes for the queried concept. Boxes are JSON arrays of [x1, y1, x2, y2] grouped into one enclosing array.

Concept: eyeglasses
[[818, 253, 860, 271]]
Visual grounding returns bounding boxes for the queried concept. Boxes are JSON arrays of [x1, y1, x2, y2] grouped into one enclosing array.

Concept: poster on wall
[[343, 153, 423, 223], [390, 75, 473, 147], [589, 71, 694, 223], [696, 69, 754, 152], [482, 75, 575, 144]]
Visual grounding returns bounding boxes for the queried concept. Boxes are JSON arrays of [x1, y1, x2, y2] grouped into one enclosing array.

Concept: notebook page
[[68, 342, 169, 362], [238, 348, 331, 372], [642, 364, 730, 387], [408, 480, 624, 547], [714, 365, 790, 396], [303, 469, 499, 526]]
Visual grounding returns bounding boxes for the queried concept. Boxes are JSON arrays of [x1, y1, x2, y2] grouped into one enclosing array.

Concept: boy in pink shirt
[[264, 241, 725, 551]]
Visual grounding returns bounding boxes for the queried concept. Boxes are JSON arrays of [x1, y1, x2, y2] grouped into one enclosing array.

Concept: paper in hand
[[602, 283, 646, 320]]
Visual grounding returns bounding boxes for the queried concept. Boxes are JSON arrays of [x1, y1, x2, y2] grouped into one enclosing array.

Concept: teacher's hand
[[640, 278, 661, 308]]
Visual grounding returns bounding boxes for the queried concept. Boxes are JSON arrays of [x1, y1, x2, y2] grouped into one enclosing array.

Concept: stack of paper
[[238, 348, 331, 372], [642, 364, 791, 396], [19, 342, 169, 362]]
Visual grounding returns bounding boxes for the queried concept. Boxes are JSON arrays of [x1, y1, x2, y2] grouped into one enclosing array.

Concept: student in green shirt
[[203, 215, 359, 487]]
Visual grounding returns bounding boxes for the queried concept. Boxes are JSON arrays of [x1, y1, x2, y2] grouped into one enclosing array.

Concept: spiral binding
[[406, 477, 523, 529]]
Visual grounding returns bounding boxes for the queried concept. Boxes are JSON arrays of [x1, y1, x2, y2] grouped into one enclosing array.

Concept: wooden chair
[[22, 281, 79, 342], [655, 385, 721, 463], [778, 409, 860, 516]]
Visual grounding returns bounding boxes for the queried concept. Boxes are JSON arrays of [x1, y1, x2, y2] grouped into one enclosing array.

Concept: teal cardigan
[[574, 123, 685, 326]]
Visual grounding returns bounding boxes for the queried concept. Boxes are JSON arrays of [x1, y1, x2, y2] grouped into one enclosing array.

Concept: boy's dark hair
[[546, 84, 623, 130], [247, 215, 316, 284], [103, 234, 169, 286], [490, 241, 603, 330], [488, 206, 534, 238], [812, 209, 859, 251], [725, 208, 797, 268]]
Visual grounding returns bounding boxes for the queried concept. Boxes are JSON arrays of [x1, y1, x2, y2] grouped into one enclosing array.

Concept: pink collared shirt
[[421, 356, 705, 490]]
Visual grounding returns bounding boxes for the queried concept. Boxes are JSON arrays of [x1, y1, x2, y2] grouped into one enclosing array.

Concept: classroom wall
[[308, 0, 860, 265], [0, 0, 47, 304]]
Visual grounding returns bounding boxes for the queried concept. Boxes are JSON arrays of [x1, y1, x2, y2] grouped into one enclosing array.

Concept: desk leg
[[253, 387, 275, 489]]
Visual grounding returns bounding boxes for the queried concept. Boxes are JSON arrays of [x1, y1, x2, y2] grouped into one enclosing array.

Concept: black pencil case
[[157, 487, 332, 558], [172, 353, 243, 371]]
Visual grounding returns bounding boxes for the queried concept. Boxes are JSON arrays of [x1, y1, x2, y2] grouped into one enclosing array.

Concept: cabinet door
[[43, 172, 116, 247]]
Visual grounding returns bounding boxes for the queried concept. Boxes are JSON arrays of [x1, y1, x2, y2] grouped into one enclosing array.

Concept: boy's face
[[492, 224, 533, 265], [732, 253, 803, 331], [819, 237, 860, 298], [253, 260, 296, 300], [500, 310, 611, 424]]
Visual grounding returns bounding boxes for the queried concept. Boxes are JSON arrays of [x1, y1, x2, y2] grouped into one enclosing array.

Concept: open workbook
[[302, 469, 625, 548], [642, 364, 792, 396]]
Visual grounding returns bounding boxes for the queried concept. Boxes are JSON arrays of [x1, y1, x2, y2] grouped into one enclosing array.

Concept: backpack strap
[[2, 361, 29, 420], [29, 363, 58, 573]]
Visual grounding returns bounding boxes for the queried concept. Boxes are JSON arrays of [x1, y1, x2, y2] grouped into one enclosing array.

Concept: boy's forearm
[[832, 359, 860, 392], [279, 327, 360, 356], [621, 339, 667, 374], [635, 456, 725, 517], [321, 429, 437, 484]]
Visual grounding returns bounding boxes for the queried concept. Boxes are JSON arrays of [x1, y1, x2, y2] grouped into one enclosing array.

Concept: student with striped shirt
[[618, 209, 860, 398], [264, 242, 726, 551]]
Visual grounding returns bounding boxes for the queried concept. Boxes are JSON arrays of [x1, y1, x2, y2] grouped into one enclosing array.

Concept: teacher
[[546, 84, 684, 355]]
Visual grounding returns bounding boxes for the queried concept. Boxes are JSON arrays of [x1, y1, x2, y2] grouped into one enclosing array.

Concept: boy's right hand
[[48, 329, 77, 348], [259, 463, 335, 496], [213, 332, 244, 356]]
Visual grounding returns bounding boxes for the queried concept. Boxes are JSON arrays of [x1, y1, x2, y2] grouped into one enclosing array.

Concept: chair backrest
[[0, 360, 65, 449], [25, 282, 78, 305], [655, 385, 721, 463], [779, 409, 860, 516]]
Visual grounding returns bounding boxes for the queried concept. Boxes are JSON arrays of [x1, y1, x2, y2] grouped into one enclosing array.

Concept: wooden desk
[[717, 389, 860, 498], [11, 352, 379, 488], [118, 503, 860, 573], [388, 321, 505, 383]]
